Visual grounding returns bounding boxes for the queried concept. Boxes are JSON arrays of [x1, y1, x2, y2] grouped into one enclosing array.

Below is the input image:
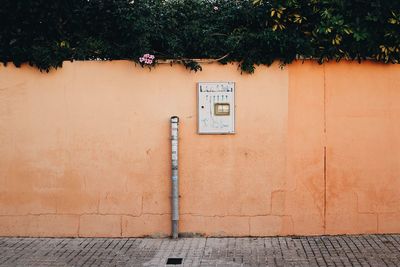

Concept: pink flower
[[213, 6, 219, 11], [139, 53, 155, 65]]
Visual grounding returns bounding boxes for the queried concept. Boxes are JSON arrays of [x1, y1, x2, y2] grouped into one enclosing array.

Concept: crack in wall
[[324, 146, 327, 234], [0, 212, 293, 218]]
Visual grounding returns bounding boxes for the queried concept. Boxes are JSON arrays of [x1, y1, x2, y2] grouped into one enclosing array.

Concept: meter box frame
[[197, 82, 235, 134]]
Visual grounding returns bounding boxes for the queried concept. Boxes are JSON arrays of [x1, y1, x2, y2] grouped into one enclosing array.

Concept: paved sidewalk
[[1, 235, 400, 266]]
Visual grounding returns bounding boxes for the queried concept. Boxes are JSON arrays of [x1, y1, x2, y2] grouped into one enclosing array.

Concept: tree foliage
[[0, 0, 399, 73]]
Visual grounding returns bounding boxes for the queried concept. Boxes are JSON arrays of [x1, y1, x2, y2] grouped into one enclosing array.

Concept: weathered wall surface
[[0, 61, 399, 237], [325, 62, 400, 234]]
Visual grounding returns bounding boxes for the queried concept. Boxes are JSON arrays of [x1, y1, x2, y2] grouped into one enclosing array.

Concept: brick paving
[[0, 235, 400, 266]]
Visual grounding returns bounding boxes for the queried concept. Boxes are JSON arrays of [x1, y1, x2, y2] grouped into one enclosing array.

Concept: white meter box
[[197, 82, 235, 134]]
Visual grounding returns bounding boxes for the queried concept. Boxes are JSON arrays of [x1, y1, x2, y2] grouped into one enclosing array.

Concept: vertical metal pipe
[[170, 116, 179, 239]]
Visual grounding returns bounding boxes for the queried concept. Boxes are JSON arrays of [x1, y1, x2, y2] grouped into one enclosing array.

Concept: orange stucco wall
[[0, 60, 399, 237]]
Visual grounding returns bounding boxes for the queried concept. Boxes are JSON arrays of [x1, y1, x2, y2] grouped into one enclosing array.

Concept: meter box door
[[197, 82, 235, 134]]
